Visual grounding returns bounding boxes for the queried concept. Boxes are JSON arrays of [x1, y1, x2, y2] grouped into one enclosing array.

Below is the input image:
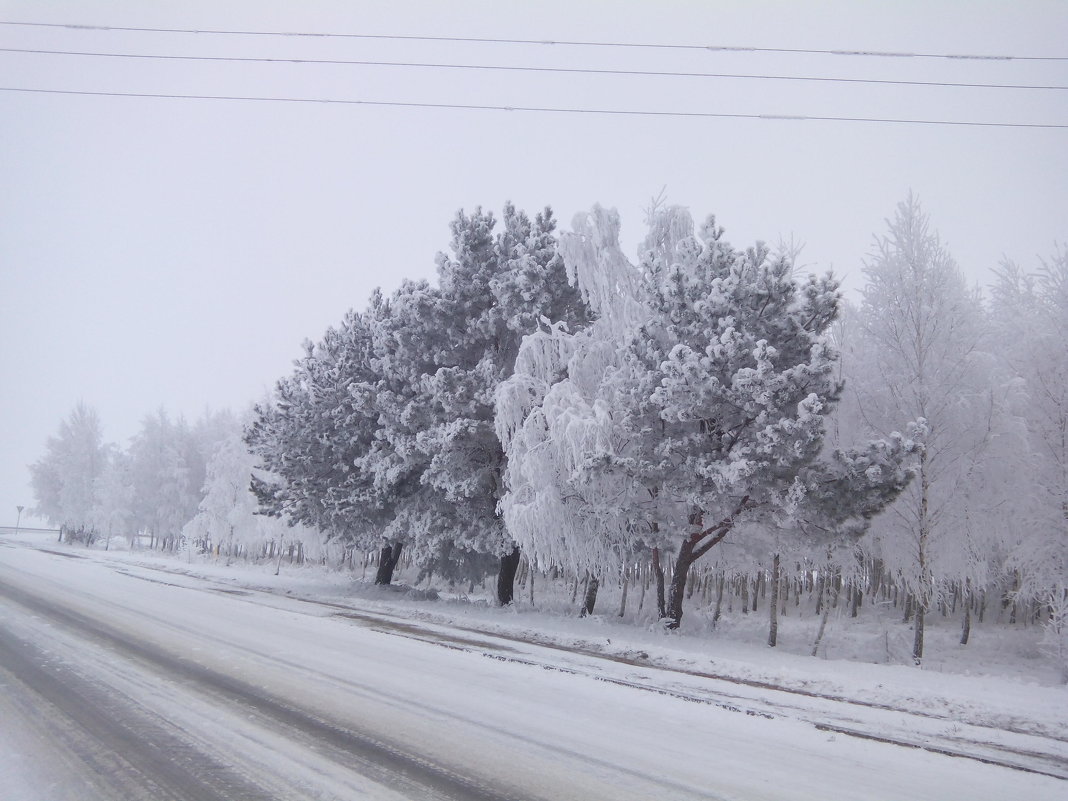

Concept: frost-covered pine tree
[[417, 205, 588, 600], [247, 306, 389, 567], [249, 205, 587, 597], [498, 205, 917, 628], [363, 278, 448, 582], [364, 206, 587, 595]]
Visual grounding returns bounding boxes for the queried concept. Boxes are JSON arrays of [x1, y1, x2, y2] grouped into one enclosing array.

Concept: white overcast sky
[[2, 0, 1066, 526]]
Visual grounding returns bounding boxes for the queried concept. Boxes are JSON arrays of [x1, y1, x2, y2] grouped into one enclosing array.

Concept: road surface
[[0, 541, 1063, 800]]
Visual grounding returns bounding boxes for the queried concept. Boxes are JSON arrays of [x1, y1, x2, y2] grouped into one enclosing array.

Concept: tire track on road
[[0, 620, 275, 801], [0, 580, 531, 801]]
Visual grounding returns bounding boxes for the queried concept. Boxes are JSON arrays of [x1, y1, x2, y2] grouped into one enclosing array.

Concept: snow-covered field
[[1, 531, 1065, 800]]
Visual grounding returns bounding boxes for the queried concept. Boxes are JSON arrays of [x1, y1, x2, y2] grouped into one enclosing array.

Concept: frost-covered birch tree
[[188, 425, 320, 565], [990, 246, 1068, 676], [29, 402, 109, 540], [853, 193, 1001, 663], [127, 410, 204, 550], [185, 429, 261, 559], [91, 448, 134, 549], [498, 205, 917, 628]]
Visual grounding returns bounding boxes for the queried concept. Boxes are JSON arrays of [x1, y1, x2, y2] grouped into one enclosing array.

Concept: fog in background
[[2, 0, 1065, 526]]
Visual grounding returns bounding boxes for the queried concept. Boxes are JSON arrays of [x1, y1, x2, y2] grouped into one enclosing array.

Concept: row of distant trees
[[31, 405, 234, 550], [30, 196, 1066, 669]]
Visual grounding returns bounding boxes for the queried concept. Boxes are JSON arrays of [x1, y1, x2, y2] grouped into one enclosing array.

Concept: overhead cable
[[3, 46, 1065, 91], [1, 20, 1065, 62], [3, 86, 1065, 129]]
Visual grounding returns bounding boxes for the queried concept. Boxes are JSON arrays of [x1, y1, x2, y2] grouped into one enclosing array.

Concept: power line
[[4, 46, 1065, 91], [2, 20, 1066, 62], [3, 86, 1065, 129]]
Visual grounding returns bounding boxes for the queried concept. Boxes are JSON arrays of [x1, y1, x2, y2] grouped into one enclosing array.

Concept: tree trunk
[[580, 576, 600, 617], [912, 449, 931, 665], [912, 605, 925, 665], [712, 574, 725, 629], [636, 563, 647, 614], [496, 546, 521, 606], [666, 540, 696, 629], [617, 568, 629, 617], [374, 541, 404, 585], [652, 548, 667, 620], [768, 553, 780, 647], [812, 600, 832, 657]]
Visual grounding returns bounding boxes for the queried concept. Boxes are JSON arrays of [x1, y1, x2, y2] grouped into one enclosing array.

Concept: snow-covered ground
[[1, 530, 1065, 800]]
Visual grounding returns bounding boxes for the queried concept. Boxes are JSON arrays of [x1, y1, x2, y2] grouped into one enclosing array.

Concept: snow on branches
[[247, 204, 588, 595], [497, 205, 917, 627]]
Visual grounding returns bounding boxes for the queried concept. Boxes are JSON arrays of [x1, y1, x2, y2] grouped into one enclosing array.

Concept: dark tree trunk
[[768, 553, 780, 647], [664, 498, 750, 630], [580, 576, 600, 617], [374, 541, 403, 585], [496, 546, 521, 606], [960, 578, 972, 645], [666, 538, 696, 629], [652, 547, 667, 620], [912, 604, 925, 665]]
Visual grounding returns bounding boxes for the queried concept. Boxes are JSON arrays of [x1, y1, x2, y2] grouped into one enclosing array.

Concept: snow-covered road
[[0, 542, 1063, 801]]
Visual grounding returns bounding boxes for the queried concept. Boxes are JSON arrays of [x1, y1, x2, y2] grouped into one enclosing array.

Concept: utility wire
[[3, 86, 1065, 129], [4, 46, 1065, 91], [2, 20, 1066, 62]]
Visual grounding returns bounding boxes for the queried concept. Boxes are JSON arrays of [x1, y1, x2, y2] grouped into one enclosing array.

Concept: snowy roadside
[[12, 533, 1064, 746]]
